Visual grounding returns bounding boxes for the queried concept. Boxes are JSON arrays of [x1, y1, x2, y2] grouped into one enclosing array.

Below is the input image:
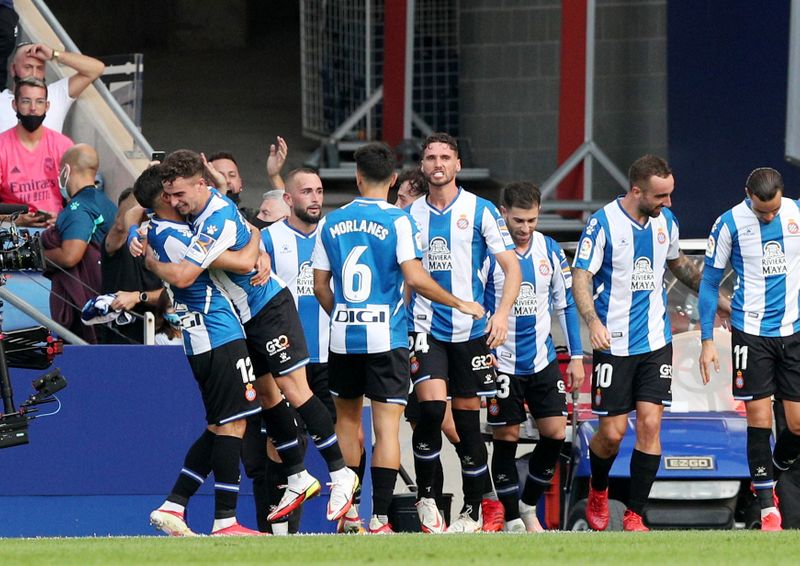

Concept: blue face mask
[[58, 165, 70, 199]]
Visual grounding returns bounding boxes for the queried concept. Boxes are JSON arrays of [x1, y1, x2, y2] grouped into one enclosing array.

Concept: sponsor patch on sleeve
[[185, 232, 217, 264], [705, 235, 716, 258], [578, 237, 593, 260]]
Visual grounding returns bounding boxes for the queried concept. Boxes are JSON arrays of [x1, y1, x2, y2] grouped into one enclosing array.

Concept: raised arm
[[26, 43, 105, 98]]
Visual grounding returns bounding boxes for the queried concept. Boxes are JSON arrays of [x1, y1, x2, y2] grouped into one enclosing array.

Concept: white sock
[[519, 501, 536, 515], [212, 517, 236, 532], [329, 467, 351, 483], [271, 521, 289, 536], [288, 470, 311, 488], [761, 506, 779, 518], [160, 501, 185, 514]]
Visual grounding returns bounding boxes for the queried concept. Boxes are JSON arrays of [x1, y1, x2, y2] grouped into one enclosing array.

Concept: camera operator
[[42, 143, 116, 343], [0, 76, 73, 227]]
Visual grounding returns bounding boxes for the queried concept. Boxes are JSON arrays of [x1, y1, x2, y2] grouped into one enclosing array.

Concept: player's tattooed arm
[[572, 267, 611, 351], [667, 251, 703, 292]]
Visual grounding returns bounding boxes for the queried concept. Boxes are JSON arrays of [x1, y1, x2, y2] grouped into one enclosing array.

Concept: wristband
[[127, 224, 140, 248]]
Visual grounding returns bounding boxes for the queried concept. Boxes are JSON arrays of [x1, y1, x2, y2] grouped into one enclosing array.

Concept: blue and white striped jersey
[[262, 220, 330, 363], [407, 188, 514, 342], [572, 198, 680, 356], [703, 198, 800, 337], [187, 189, 285, 323], [147, 215, 245, 355], [312, 197, 422, 354], [484, 232, 583, 374]]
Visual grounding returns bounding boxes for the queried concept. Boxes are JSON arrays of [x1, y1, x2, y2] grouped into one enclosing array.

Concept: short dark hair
[[133, 165, 164, 209], [354, 142, 395, 183], [207, 151, 237, 166], [628, 154, 672, 191], [501, 181, 541, 210], [161, 149, 204, 183], [117, 187, 134, 206], [394, 167, 427, 196], [285, 167, 320, 187], [14, 76, 47, 100], [421, 132, 459, 156], [746, 167, 783, 201]]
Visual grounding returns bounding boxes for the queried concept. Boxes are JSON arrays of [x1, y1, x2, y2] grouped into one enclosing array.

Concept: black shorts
[[307, 362, 336, 421], [487, 360, 568, 426], [409, 332, 497, 398], [244, 288, 310, 378], [731, 328, 800, 402], [328, 349, 410, 404], [187, 339, 262, 426], [591, 344, 672, 416]]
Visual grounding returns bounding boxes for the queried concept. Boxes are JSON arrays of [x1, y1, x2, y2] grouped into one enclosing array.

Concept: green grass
[[4, 531, 800, 565]]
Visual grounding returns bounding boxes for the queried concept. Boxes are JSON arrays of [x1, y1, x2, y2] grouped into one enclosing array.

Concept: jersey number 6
[[343, 245, 373, 303]]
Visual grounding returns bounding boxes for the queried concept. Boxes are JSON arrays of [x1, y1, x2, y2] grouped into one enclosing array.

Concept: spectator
[[42, 143, 116, 343], [0, 2, 17, 88], [253, 189, 289, 229], [0, 40, 105, 132], [99, 184, 164, 344], [394, 167, 427, 209], [0, 76, 73, 226]]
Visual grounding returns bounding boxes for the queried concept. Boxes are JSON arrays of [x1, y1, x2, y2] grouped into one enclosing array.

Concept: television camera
[[0, 204, 67, 449]]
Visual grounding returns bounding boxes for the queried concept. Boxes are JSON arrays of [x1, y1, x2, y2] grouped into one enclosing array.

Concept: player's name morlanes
[[327, 219, 389, 240]]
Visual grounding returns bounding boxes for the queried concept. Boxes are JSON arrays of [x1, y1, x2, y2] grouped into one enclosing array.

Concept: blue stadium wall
[[668, 0, 800, 237], [0, 346, 372, 537]]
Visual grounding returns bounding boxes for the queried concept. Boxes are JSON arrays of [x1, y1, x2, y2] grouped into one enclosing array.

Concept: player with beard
[[572, 154, 706, 531], [484, 182, 584, 532], [407, 133, 522, 533], [144, 150, 359, 529]]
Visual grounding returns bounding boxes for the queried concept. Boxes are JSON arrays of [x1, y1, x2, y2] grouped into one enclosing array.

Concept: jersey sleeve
[[704, 215, 733, 269], [395, 212, 423, 264], [572, 215, 606, 274], [57, 208, 95, 242], [184, 212, 238, 269], [311, 218, 331, 271], [548, 239, 572, 311], [261, 228, 275, 260], [480, 203, 514, 254], [667, 211, 680, 260], [482, 254, 499, 313]]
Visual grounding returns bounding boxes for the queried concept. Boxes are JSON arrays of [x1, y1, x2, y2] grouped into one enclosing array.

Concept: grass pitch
[[4, 531, 800, 565]]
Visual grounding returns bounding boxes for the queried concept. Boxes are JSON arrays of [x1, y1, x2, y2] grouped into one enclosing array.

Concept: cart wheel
[[566, 498, 625, 531]]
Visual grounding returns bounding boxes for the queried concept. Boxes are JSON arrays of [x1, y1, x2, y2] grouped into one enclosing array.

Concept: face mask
[[58, 165, 70, 199], [251, 216, 274, 230], [228, 191, 241, 205], [16, 112, 46, 132]]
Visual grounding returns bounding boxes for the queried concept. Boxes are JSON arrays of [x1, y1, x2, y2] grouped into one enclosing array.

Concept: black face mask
[[250, 216, 275, 230], [228, 191, 241, 205], [16, 112, 46, 132]]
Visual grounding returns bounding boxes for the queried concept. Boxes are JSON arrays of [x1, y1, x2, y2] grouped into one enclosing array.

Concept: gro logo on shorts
[[266, 335, 290, 355], [659, 364, 672, 378], [471, 354, 494, 371]]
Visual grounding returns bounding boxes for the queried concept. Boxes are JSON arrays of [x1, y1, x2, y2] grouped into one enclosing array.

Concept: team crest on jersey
[[513, 282, 537, 316], [762, 241, 787, 276], [488, 398, 500, 416], [538, 260, 551, 276], [735, 370, 744, 389], [457, 214, 469, 230], [631, 257, 656, 291], [706, 235, 716, 258], [578, 238, 592, 260], [296, 261, 314, 296], [245, 383, 256, 401], [789, 220, 799, 234], [657, 228, 667, 244], [410, 356, 420, 374], [427, 237, 452, 271], [44, 156, 56, 175]]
